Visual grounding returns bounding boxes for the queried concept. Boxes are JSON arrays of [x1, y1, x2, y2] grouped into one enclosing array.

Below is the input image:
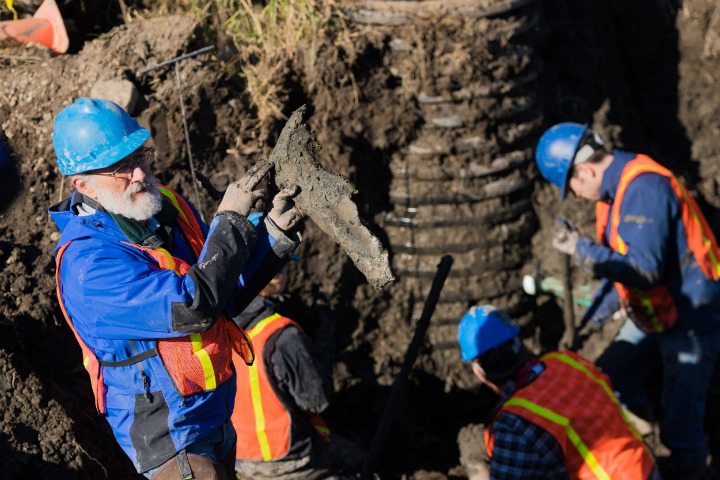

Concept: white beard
[[87, 176, 163, 221]]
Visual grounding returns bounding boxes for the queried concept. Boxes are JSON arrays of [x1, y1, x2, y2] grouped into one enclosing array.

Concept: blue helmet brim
[[58, 127, 150, 175]]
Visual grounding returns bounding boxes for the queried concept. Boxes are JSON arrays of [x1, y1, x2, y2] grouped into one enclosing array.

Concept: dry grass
[[136, 0, 357, 139], [219, 0, 334, 127]]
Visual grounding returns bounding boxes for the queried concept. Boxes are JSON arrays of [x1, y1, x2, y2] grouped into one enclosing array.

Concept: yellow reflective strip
[[248, 313, 282, 340], [5, 0, 17, 20], [543, 353, 645, 443], [544, 353, 613, 397], [83, 356, 89, 368], [678, 186, 720, 278], [704, 237, 720, 278], [246, 313, 282, 460], [505, 397, 611, 480], [190, 333, 217, 390], [248, 363, 273, 460], [154, 247, 178, 273], [157, 186, 190, 224], [638, 295, 663, 333], [610, 234, 663, 333], [616, 236, 627, 255]]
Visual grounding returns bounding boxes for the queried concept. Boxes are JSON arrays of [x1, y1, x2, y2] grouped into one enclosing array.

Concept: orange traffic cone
[[0, 0, 68, 53]]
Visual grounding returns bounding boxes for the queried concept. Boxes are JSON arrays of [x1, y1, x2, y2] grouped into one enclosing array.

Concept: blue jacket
[[577, 150, 720, 331], [49, 191, 298, 472]]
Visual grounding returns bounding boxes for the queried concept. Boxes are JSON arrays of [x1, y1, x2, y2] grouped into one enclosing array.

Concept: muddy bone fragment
[[265, 105, 395, 289]]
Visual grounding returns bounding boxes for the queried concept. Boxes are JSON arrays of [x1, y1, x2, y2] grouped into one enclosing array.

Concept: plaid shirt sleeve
[[489, 412, 569, 480]]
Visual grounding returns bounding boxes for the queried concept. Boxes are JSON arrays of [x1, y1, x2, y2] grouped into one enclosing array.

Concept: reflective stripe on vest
[[156, 185, 205, 256], [594, 155, 720, 332], [504, 397, 610, 480], [233, 314, 297, 461], [487, 352, 655, 480], [54, 185, 254, 410]]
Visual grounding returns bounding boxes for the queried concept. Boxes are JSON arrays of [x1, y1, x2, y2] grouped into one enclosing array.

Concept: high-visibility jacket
[[486, 352, 655, 480], [233, 313, 300, 461], [49, 184, 280, 472], [55, 186, 254, 413], [595, 155, 720, 333]]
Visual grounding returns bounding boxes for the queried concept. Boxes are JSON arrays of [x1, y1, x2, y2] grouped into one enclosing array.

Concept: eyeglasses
[[91, 148, 155, 179]]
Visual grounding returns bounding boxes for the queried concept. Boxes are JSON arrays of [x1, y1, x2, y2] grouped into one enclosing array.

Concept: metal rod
[[562, 253, 576, 349], [117, 0, 129, 24], [136, 45, 216, 76], [174, 62, 204, 220], [361, 255, 454, 480], [136, 46, 216, 220]]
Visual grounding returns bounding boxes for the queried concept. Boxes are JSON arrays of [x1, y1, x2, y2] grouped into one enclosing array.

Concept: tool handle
[[361, 255, 453, 480], [561, 253, 576, 349]]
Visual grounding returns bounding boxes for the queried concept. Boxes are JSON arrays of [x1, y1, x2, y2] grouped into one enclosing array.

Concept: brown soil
[[0, 0, 719, 478]]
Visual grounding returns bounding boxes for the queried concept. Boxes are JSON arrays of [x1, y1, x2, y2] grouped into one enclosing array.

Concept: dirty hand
[[217, 162, 273, 216], [552, 223, 580, 256], [268, 185, 303, 232]]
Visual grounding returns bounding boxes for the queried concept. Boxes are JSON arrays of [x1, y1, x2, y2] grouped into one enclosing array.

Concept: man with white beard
[[49, 98, 303, 480]]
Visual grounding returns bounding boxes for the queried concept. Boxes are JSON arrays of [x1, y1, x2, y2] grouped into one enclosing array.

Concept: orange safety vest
[[485, 352, 655, 480], [232, 313, 329, 461], [595, 155, 720, 333], [54, 185, 254, 414]]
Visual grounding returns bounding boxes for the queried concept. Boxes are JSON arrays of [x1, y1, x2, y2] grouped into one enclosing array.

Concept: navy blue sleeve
[[490, 412, 568, 480], [575, 173, 677, 290], [581, 279, 619, 326], [270, 326, 330, 414]]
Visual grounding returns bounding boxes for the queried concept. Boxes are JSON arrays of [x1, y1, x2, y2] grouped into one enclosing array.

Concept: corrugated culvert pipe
[[344, 0, 542, 390]]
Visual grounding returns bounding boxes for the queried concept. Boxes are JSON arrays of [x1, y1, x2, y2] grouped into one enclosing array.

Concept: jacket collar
[[49, 189, 179, 247], [599, 150, 636, 202]]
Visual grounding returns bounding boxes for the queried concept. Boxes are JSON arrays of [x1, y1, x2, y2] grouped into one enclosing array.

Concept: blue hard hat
[[53, 98, 150, 175], [535, 122, 588, 199], [457, 305, 520, 362]]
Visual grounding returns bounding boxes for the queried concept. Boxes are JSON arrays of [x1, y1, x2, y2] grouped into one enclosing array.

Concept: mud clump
[[268, 105, 394, 290]]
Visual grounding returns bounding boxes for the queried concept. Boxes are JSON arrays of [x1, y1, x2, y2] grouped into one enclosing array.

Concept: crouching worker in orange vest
[[457, 305, 660, 480], [231, 257, 365, 479]]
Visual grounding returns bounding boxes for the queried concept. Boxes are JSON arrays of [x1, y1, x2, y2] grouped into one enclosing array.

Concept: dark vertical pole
[[562, 253, 576, 349], [361, 255, 453, 480]]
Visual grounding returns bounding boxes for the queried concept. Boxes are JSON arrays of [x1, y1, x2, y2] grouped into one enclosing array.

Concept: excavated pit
[[1, 0, 720, 478]]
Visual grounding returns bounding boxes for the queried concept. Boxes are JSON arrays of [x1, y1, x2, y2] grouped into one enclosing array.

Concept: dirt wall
[[1, 0, 720, 478]]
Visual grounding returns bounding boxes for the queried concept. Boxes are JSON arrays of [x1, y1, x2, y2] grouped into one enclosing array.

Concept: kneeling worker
[[231, 252, 363, 479], [458, 305, 659, 479]]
